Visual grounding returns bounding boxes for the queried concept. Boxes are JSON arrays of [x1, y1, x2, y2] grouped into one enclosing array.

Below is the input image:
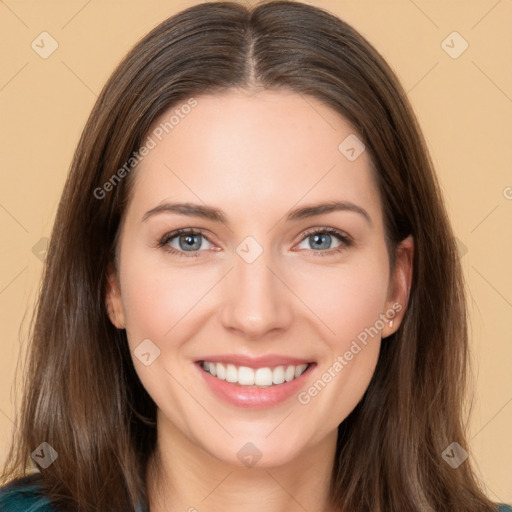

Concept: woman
[[0, 1, 509, 511]]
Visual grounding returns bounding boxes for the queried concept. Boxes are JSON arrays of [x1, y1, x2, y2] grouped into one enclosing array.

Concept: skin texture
[[106, 89, 413, 512]]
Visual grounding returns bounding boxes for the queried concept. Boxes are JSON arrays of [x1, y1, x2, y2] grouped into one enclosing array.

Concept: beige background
[[1, 0, 511, 503]]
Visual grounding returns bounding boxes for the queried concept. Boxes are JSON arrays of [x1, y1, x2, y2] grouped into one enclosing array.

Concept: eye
[[294, 227, 352, 257], [158, 229, 215, 258]]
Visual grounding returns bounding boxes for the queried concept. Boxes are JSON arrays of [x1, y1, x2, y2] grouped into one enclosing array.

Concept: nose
[[219, 249, 294, 340]]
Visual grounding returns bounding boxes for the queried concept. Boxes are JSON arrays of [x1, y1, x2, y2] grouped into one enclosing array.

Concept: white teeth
[[201, 361, 310, 387], [225, 364, 238, 383], [238, 366, 255, 385], [216, 363, 226, 380], [255, 368, 273, 386], [272, 365, 285, 385], [284, 365, 295, 382], [295, 364, 308, 378]]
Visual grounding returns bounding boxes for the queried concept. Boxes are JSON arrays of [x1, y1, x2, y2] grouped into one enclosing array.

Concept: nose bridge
[[219, 242, 293, 338]]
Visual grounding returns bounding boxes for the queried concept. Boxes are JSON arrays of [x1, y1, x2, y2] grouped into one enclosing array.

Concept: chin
[[201, 431, 311, 469]]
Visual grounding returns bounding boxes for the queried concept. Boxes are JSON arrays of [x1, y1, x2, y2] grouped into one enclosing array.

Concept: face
[[106, 89, 413, 468]]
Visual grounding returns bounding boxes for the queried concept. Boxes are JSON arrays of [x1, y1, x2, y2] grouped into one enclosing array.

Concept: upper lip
[[196, 354, 314, 369]]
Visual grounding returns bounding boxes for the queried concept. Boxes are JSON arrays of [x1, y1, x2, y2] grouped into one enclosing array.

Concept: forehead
[[125, 89, 382, 228]]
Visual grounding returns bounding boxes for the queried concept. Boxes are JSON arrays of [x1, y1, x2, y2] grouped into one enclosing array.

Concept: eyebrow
[[142, 200, 372, 227]]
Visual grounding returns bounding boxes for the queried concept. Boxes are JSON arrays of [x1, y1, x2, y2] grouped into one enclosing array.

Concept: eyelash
[[157, 227, 353, 258]]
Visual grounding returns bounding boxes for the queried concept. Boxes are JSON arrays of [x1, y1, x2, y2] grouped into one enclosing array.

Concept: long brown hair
[[0, 1, 499, 511]]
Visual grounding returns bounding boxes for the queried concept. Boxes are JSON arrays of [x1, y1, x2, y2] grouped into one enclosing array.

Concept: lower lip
[[195, 362, 316, 408]]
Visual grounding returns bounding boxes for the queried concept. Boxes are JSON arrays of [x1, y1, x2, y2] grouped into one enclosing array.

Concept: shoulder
[[498, 506, 512, 512], [0, 474, 57, 512]]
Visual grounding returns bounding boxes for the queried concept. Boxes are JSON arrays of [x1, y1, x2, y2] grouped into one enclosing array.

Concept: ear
[[105, 263, 126, 330], [381, 235, 414, 338]]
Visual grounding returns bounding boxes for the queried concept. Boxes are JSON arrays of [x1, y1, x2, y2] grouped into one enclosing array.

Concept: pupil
[[312, 233, 330, 250], [182, 234, 200, 250]]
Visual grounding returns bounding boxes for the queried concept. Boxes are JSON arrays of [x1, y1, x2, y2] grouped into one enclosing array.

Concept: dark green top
[[0, 475, 146, 511], [0, 475, 510, 511]]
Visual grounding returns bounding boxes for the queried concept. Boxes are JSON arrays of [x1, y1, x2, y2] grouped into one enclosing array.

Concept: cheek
[[292, 256, 390, 344], [128, 273, 174, 320], [118, 258, 207, 420], [290, 250, 389, 414], [295, 265, 387, 427], [118, 227, 212, 346]]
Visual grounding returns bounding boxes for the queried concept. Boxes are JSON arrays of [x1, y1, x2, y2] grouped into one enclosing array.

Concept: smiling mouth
[[198, 361, 313, 388]]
